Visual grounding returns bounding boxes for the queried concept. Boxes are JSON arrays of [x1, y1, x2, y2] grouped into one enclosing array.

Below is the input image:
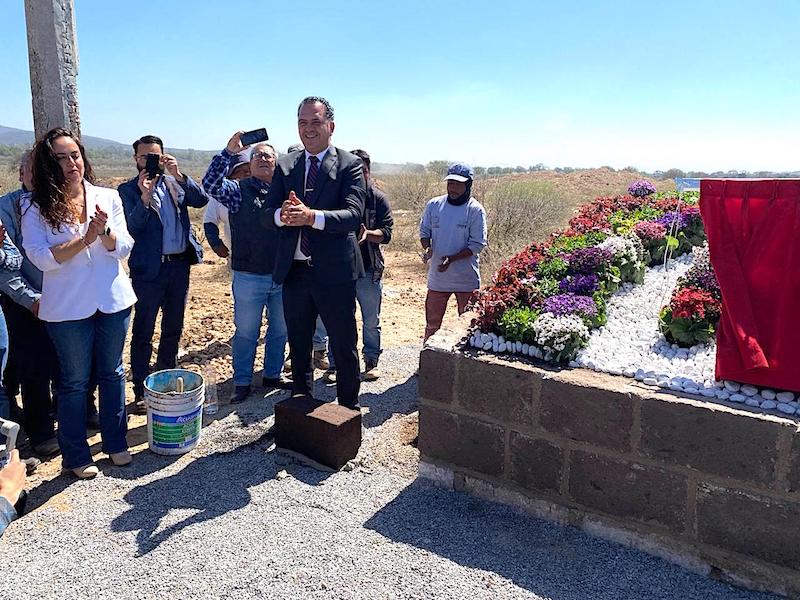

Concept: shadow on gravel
[[359, 375, 418, 429], [365, 480, 779, 600], [111, 432, 282, 556]]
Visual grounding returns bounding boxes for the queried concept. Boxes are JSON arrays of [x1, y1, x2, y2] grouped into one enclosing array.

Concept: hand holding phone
[[145, 153, 162, 180], [239, 128, 269, 147]]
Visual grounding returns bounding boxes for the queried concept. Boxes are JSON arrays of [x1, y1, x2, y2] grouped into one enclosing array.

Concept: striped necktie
[[300, 156, 319, 257]]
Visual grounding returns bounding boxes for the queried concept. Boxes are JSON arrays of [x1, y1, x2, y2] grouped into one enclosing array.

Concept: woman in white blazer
[[21, 128, 137, 479]]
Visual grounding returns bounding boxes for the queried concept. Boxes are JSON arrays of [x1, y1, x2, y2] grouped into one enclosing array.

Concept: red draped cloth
[[700, 179, 800, 392]]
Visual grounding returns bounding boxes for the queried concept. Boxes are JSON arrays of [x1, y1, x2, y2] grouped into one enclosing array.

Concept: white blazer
[[21, 181, 137, 323]]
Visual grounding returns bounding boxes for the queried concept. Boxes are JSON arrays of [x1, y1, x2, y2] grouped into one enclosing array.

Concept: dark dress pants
[[282, 262, 360, 408], [130, 259, 190, 397], [0, 295, 56, 445]]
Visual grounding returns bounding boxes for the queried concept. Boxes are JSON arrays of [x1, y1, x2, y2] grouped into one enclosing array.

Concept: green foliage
[[536, 256, 568, 281], [498, 307, 540, 344], [535, 277, 560, 299], [548, 231, 609, 255], [609, 207, 664, 234], [658, 307, 716, 346]]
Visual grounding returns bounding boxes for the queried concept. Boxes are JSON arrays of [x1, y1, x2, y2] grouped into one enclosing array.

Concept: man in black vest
[[264, 97, 366, 408], [203, 137, 292, 403]]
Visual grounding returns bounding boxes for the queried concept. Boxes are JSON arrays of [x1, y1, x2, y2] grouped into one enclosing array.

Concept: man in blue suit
[[265, 97, 366, 408], [118, 135, 209, 413]]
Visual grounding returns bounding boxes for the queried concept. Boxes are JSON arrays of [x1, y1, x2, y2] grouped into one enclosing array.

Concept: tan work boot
[[362, 359, 381, 381], [313, 349, 330, 371]]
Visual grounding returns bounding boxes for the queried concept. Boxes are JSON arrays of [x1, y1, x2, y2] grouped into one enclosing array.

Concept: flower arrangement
[[472, 180, 714, 363], [532, 313, 590, 362], [627, 179, 657, 198], [657, 242, 722, 346]]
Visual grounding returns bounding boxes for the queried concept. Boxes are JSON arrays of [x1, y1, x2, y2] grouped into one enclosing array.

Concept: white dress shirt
[[21, 181, 137, 322], [273, 148, 327, 259]]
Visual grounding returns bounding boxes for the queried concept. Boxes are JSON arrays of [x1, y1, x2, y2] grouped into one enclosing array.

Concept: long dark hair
[[30, 128, 96, 230]]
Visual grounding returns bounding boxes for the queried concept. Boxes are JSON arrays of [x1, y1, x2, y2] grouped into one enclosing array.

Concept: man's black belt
[[293, 258, 313, 267], [162, 249, 192, 262]]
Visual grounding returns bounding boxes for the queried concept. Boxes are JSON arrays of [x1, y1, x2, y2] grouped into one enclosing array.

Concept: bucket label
[[151, 406, 202, 448]]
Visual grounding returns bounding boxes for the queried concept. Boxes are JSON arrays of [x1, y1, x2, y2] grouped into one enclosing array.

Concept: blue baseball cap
[[444, 162, 474, 182], [227, 150, 250, 176]]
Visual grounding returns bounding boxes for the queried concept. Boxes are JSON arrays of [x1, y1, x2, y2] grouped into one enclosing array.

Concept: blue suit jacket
[[118, 174, 209, 282]]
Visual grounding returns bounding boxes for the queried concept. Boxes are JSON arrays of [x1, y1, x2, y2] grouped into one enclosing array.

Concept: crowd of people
[[0, 96, 487, 522]]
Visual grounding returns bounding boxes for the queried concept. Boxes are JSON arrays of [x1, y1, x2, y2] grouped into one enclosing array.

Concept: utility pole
[[24, 0, 80, 140]]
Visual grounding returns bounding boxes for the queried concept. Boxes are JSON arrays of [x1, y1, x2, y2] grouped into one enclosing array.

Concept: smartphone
[[145, 153, 162, 179], [240, 128, 269, 146]]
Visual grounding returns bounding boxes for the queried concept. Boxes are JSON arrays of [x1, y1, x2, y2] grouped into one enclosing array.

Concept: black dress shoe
[[262, 376, 293, 390], [229, 385, 252, 404]]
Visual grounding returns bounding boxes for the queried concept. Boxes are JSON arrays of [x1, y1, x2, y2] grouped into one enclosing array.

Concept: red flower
[[670, 286, 721, 321]]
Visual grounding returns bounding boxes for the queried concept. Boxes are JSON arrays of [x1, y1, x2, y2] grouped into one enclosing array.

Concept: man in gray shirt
[[419, 162, 487, 341]]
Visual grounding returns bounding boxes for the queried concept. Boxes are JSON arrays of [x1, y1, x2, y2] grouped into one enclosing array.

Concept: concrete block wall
[[418, 343, 800, 598]]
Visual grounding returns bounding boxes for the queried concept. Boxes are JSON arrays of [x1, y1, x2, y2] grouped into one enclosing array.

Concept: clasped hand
[[280, 191, 314, 226], [84, 208, 109, 244]]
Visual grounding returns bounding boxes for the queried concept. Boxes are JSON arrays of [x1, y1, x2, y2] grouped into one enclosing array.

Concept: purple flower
[[655, 211, 690, 230], [565, 247, 613, 274], [542, 293, 598, 318], [559, 274, 600, 295], [627, 179, 657, 198]]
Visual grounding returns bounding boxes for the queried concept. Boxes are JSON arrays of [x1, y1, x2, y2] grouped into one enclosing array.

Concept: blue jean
[[312, 317, 328, 352], [46, 308, 131, 469], [232, 270, 287, 384], [329, 271, 383, 369]]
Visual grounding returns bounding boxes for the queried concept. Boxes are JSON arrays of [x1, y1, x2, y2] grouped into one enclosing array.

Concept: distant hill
[[0, 125, 128, 149]]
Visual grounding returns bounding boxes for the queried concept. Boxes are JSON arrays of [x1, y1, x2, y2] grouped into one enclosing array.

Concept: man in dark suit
[[118, 135, 209, 413], [264, 97, 366, 408]]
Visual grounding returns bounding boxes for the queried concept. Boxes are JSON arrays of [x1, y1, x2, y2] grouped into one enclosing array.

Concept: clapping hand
[[280, 191, 314, 226], [85, 208, 108, 243]]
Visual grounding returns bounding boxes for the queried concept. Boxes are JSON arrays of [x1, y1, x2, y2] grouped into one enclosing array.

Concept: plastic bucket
[[144, 369, 205, 455]]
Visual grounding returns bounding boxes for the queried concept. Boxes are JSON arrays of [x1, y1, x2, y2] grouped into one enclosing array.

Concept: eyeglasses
[[251, 152, 275, 161]]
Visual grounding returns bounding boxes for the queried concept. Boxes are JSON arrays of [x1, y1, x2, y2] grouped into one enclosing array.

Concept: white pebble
[[740, 384, 758, 397], [643, 377, 658, 386], [492, 342, 499, 353], [482, 342, 492, 351], [724, 380, 741, 392], [760, 389, 776, 401], [777, 403, 796, 415], [700, 389, 717, 398], [498, 342, 507, 353], [568, 360, 579, 368], [515, 341, 522, 352], [522, 344, 529, 354], [760, 400, 778, 410], [745, 398, 761, 407], [777, 391, 796, 403], [729, 394, 746, 403], [715, 389, 731, 400]]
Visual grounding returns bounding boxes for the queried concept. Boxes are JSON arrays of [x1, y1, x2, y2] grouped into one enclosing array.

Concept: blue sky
[[0, 1, 797, 171]]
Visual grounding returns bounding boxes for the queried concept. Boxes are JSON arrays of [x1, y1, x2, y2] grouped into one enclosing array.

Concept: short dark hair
[[133, 135, 164, 153], [297, 96, 334, 121], [351, 149, 371, 170]]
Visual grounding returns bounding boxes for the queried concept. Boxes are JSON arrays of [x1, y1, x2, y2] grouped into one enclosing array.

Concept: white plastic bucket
[[144, 369, 205, 455]]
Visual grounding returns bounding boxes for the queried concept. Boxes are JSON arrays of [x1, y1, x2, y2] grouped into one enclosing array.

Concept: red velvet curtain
[[700, 179, 800, 392]]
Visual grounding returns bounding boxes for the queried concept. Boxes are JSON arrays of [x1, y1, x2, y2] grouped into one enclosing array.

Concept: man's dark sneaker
[[23, 456, 41, 475], [262, 376, 293, 391], [33, 437, 60, 458], [130, 396, 147, 416], [229, 385, 252, 404], [322, 369, 336, 384]]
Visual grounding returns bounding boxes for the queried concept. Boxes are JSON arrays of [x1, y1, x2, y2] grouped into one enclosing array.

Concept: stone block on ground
[[274, 394, 361, 470]]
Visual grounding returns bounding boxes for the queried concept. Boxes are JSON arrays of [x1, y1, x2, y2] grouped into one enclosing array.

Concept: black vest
[[229, 177, 277, 275]]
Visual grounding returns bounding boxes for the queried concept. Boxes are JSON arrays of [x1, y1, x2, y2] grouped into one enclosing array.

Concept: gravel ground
[[1, 344, 780, 600]]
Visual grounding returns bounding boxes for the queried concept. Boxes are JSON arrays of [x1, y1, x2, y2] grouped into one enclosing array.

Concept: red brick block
[[275, 395, 361, 470]]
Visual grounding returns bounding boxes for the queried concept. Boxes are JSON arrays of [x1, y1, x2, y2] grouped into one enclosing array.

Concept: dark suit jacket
[[119, 174, 209, 282], [264, 147, 366, 285]]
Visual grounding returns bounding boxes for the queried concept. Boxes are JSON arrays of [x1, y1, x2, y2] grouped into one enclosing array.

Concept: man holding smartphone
[[118, 135, 210, 414], [202, 132, 292, 404]]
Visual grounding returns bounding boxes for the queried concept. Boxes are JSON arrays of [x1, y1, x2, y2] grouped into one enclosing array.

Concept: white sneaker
[[71, 464, 99, 479]]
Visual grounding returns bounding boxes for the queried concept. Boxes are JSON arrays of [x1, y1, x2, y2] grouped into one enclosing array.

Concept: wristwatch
[[103, 226, 111, 236]]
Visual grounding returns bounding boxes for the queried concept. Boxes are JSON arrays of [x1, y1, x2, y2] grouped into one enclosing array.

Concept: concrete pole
[[24, 0, 80, 141]]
